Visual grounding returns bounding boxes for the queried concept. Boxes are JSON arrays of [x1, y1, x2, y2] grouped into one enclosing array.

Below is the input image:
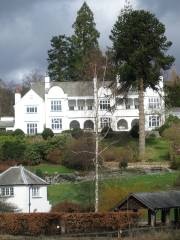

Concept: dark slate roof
[[0, 120, 14, 128], [116, 191, 180, 211], [0, 166, 48, 186], [31, 81, 112, 99]]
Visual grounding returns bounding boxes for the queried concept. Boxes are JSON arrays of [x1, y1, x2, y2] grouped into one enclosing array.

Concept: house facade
[[14, 76, 165, 134], [0, 166, 51, 213]]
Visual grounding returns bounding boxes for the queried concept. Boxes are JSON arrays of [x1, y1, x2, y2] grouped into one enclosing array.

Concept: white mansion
[[14, 76, 165, 135]]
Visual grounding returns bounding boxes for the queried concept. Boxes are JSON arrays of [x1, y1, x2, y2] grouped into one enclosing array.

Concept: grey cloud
[[0, 0, 179, 83], [136, 0, 180, 72]]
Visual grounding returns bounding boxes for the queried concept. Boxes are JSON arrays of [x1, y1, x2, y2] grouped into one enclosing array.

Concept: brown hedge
[[0, 213, 62, 236], [0, 212, 139, 236], [61, 212, 139, 233]]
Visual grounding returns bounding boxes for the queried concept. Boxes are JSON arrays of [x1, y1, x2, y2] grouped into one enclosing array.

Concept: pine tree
[[47, 35, 71, 81], [110, 8, 174, 160], [70, 1, 101, 81]]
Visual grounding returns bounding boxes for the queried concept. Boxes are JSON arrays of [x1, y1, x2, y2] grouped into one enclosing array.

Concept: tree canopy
[[165, 69, 180, 108], [110, 9, 174, 91], [110, 8, 174, 160], [47, 1, 104, 81]]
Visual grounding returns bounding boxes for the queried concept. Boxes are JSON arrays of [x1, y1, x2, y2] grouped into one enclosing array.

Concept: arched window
[[117, 119, 128, 130], [84, 120, 94, 130], [70, 120, 80, 129]]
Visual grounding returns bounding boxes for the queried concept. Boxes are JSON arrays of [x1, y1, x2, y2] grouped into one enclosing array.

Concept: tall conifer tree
[[110, 7, 174, 160]]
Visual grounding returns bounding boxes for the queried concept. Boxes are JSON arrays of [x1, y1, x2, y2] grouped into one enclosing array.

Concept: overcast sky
[[0, 0, 179, 83]]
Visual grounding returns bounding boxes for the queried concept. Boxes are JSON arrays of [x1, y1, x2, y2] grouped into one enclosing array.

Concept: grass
[[145, 138, 170, 162], [48, 171, 178, 207], [28, 164, 74, 175], [102, 134, 170, 162]]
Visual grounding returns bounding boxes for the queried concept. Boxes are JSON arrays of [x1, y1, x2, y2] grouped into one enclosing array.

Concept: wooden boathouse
[[115, 191, 180, 227]]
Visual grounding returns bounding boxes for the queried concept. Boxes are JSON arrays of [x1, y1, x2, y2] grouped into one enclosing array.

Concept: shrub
[[101, 126, 114, 138], [0, 212, 139, 236], [62, 136, 95, 170], [13, 129, 25, 137], [162, 123, 180, 143], [48, 134, 70, 149], [70, 128, 83, 139], [24, 144, 43, 165], [119, 159, 128, 169], [0, 137, 26, 161], [42, 128, 54, 140], [117, 144, 139, 164], [130, 123, 139, 138], [61, 212, 139, 234], [46, 148, 62, 164], [102, 147, 122, 162], [158, 115, 180, 136]]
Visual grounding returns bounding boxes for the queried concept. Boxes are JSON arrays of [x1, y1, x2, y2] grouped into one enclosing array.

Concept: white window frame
[[99, 99, 110, 110], [51, 118, 62, 130], [27, 123, 37, 135], [148, 97, 160, 109], [87, 105, 93, 110], [149, 116, 160, 128], [78, 106, 84, 111], [0, 187, 14, 197], [26, 106, 37, 113], [32, 187, 40, 198], [51, 100, 61, 112], [100, 118, 111, 129]]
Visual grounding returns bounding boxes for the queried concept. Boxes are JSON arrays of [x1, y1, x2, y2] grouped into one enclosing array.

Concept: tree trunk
[[138, 78, 145, 160]]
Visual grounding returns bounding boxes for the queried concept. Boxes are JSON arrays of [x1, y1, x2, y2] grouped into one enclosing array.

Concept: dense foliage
[[110, 7, 174, 159], [47, 2, 105, 81], [42, 128, 54, 140], [0, 212, 139, 236], [165, 71, 180, 107]]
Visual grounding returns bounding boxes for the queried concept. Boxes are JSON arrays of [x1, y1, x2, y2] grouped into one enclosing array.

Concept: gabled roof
[[31, 81, 112, 98], [116, 191, 180, 211], [0, 166, 48, 186]]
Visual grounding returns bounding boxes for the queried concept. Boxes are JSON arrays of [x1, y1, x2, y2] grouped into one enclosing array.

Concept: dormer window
[[51, 100, 61, 112], [148, 98, 160, 109], [0, 187, 14, 197], [99, 99, 110, 110]]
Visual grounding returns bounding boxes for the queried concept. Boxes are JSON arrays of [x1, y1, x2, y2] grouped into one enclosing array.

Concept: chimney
[[45, 75, 50, 90], [15, 86, 21, 104]]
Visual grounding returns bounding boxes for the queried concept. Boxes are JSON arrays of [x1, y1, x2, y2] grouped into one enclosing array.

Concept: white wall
[[14, 89, 45, 134], [6, 185, 51, 213], [13, 77, 165, 134]]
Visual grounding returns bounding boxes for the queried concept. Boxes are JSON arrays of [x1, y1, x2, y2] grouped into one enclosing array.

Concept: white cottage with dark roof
[[0, 166, 51, 213], [14, 76, 165, 134]]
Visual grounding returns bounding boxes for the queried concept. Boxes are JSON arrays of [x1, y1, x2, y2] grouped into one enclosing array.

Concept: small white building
[[0, 166, 51, 213], [13, 76, 165, 134]]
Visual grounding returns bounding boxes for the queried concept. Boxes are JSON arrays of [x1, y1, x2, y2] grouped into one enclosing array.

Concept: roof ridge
[[0, 166, 16, 178], [20, 166, 28, 184], [23, 168, 48, 185]]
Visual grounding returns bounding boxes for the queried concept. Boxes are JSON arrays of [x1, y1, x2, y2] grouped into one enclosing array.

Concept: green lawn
[[145, 138, 170, 161], [28, 164, 74, 175], [102, 135, 170, 162], [48, 172, 179, 207]]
